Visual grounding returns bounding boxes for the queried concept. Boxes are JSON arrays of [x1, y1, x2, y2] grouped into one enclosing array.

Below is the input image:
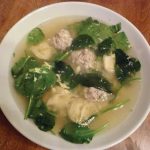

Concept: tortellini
[[67, 99, 100, 124], [45, 86, 75, 116], [30, 41, 55, 60]]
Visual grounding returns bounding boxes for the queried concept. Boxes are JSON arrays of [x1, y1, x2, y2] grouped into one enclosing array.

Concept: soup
[[11, 16, 141, 144]]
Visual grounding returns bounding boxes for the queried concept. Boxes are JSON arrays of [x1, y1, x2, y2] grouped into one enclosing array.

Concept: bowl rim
[[0, 2, 150, 150]]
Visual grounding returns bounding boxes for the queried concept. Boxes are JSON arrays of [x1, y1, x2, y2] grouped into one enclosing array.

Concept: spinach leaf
[[25, 96, 55, 131], [15, 74, 26, 94], [11, 56, 40, 78], [25, 96, 38, 119], [81, 99, 129, 126], [70, 34, 94, 50], [115, 49, 141, 83], [113, 32, 130, 51], [53, 61, 78, 89], [29, 66, 56, 89], [59, 122, 108, 144], [75, 73, 112, 93], [97, 37, 113, 56], [11, 56, 30, 77], [17, 66, 56, 119], [15, 65, 56, 97], [115, 65, 127, 82], [12, 57, 56, 118], [27, 27, 45, 45], [34, 110, 55, 131], [28, 97, 48, 118], [53, 51, 71, 61], [12, 57, 56, 130], [110, 23, 121, 33], [71, 17, 113, 43], [99, 99, 129, 114]]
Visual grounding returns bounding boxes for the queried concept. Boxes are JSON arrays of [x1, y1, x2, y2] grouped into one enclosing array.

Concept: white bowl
[[0, 2, 150, 150]]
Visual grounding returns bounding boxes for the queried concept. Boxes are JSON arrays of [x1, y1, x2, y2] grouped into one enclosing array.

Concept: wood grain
[[0, 0, 150, 150]]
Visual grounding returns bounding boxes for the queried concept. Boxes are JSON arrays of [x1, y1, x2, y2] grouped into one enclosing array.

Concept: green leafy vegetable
[[81, 99, 129, 126], [11, 56, 30, 77], [110, 23, 121, 33], [115, 65, 126, 82], [60, 122, 108, 144], [22, 66, 56, 119], [28, 98, 49, 118], [70, 34, 95, 50], [12, 56, 56, 129], [25, 96, 55, 131], [113, 32, 130, 50], [15, 65, 56, 97], [97, 37, 113, 56], [12, 56, 56, 123], [71, 17, 113, 43], [75, 73, 112, 93], [34, 111, 55, 131], [53, 51, 71, 61], [124, 77, 141, 83], [70, 18, 130, 51], [99, 99, 129, 114], [115, 49, 141, 83], [27, 27, 45, 45], [11, 56, 40, 78], [53, 61, 77, 89], [24, 96, 36, 118]]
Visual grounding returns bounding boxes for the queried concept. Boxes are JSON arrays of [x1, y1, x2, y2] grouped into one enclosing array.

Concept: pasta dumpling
[[46, 86, 74, 116], [30, 41, 55, 60], [67, 99, 100, 124]]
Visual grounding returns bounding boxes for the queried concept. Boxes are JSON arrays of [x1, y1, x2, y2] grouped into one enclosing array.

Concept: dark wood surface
[[0, 0, 150, 150]]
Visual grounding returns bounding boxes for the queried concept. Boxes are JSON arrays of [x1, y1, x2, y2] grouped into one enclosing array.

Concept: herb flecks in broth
[[11, 17, 141, 144]]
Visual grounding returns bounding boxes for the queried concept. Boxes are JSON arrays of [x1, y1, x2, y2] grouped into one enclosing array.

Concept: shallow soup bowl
[[0, 2, 150, 150]]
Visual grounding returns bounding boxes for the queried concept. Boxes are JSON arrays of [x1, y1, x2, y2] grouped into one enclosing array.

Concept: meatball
[[52, 29, 73, 51], [84, 87, 111, 102], [67, 99, 99, 124], [69, 48, 96, 73]]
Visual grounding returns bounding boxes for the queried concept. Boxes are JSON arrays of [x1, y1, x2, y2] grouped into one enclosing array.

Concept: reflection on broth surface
[[10, 16, 141, 143]]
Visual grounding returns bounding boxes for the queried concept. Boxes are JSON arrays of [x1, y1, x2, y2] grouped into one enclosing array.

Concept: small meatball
[[52, 29, 73, 51], [69, 48, 96, 73], [84, 87, 111, 102], [30, 41, 55, 60], [67, 99, 99, 124], [103, 54, 115, 73]]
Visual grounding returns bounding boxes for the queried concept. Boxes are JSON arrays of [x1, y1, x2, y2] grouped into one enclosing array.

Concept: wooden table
[[0, 0, 150, 150]]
